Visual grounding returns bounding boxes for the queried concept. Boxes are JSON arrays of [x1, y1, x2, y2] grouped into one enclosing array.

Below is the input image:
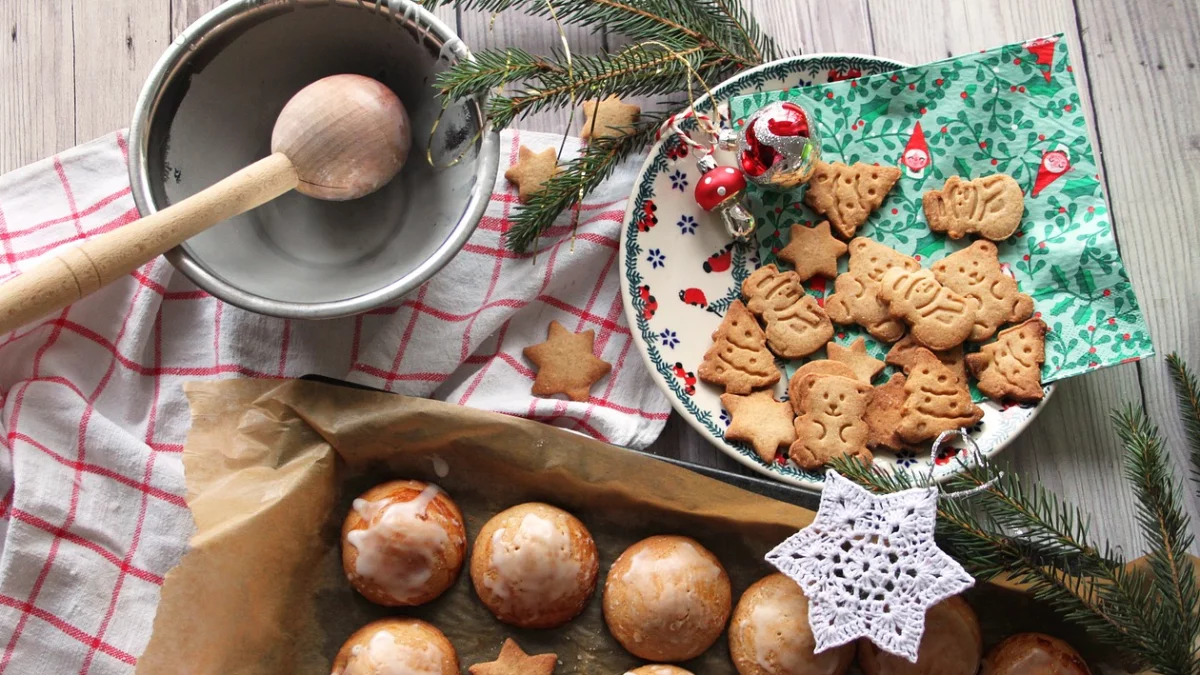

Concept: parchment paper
[[138, 378, 1119, 674]]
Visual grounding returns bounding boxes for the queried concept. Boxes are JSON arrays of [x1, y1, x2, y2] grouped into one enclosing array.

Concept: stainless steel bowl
[[129, 0, 499, 319]]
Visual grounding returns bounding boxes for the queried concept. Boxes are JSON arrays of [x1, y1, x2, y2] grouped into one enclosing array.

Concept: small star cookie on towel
[[777, 221, 847, 281], [469, 638, 557, 675], [581, 95, 641, 141], [826, 337, 885, 384], [524, 321, 612, 402], [504, 146, 559, 203], [721, 390, 796, 463]]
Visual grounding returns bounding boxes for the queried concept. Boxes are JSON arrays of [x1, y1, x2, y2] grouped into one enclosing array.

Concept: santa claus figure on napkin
[[1033, 147, 1071, 196], [900, 122, 930, 178]]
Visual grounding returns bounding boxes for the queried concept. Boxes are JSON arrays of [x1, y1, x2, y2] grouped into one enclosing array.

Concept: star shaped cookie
[[469, 638, 557, 675], [581, 95, 641, 141], [504, 146, 559, 203], [524, 321, 612, 402], [827, 337, 884, 384], [777, 221, 847, 281], [721, 390, 796, 463]]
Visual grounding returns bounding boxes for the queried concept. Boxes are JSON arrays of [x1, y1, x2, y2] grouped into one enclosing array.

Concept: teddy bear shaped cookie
[[931, 240, 1034, 342], [825, 238, 920, 343], [789, 375, 874, 470]]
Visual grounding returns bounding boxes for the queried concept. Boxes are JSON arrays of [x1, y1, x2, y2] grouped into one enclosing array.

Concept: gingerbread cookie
[[504, 146, 559, 203], [932, 240, 1035, 341], [966, 319, 1048, 403], [805, 161, 901, 239], [879, 267, 980, 351], [827, 337, 885, 384], [789, 375, 874, 470], [776, 221, 847, 281], [786, 360, 858, 414], [825, 238, 920, 342], [469, 639, 557, 675], [897, 348, 984, 444], [923, 174, 1024, 241], [886, 334, 967, 386], [581, 95, 640, 141], [864, 373, 910, 451], [698, 300, 780, 395], [722, 391, 797, 463], [742, 265, 834, 359], [524, 321, 612, 402]]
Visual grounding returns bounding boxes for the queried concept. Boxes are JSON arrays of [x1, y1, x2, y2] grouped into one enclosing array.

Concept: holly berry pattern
[[730, 34, 1151, 380]]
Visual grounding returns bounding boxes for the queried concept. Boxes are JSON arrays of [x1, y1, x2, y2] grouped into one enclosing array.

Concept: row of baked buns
[[332, 479, 1090, 675]]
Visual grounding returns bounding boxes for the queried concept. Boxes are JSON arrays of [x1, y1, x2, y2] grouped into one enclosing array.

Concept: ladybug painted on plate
[[666, 138, 690, 162], [678, 287, 708, 309], [671, 362, 697, 396], [638, 284, 658, 320], [934, 444, 963, 466], [702, 242, 736, 274], [636, 200, 658, 232]]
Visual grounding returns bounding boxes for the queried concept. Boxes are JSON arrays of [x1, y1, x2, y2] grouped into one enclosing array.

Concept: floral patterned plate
[[619, 54, 1054, 491]]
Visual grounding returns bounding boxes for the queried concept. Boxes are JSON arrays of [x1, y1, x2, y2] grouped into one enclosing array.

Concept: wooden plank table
[[1, 0, 1196, 555]]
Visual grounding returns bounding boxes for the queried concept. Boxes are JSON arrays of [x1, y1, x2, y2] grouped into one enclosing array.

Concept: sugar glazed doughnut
[[857, 596, 981, 675], [729, 574, 854, 675], [341, 480, 466, 607], [331, 618, 458, 675], [470, 502, 599, 629], [603, 535, 732, 662]]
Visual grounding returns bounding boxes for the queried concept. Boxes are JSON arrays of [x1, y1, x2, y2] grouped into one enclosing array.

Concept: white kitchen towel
[[0, 128, 669, 673]]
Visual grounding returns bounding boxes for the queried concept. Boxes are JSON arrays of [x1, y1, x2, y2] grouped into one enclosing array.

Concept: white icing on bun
[[331, 619, 457, 675], [728, 574, 854, 675], [471, 502, 599, 629]]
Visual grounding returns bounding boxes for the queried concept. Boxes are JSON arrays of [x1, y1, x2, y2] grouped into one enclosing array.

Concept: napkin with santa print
[[728, 34, 1152, 381]]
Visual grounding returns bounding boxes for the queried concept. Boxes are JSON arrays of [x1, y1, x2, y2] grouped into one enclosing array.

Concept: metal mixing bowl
[[129, 0, 499, 319]]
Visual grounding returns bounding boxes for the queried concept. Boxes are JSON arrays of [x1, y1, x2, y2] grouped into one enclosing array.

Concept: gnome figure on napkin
[[900, 122, 930, 179], [1032, 147, 1071, 197]]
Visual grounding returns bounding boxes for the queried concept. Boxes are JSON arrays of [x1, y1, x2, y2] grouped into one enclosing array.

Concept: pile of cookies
[[698, 161, 1049, 470], [332, 478, 1091, 674]]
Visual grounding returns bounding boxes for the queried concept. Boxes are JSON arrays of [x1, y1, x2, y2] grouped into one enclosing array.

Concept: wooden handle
[[0, 152, 298, 334]]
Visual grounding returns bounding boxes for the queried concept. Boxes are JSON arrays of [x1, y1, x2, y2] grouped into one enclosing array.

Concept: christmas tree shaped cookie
[[804, 161, 901, 239], [825, 238, 919, 343], [966, 319, 1048, 403], [897, 348, 983, 444], [741, 265, 833, 359], [698, 300, 780, 395]]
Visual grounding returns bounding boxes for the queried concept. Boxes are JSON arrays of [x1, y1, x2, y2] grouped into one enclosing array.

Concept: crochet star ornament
[[765, 471, 974, 662]]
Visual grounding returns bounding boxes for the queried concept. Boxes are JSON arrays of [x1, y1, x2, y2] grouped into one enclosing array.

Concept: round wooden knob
[[271, 74, 411, 201]]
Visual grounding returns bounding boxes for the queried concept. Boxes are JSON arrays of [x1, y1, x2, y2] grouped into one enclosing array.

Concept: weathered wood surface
[[2, 0, 1197, 554]]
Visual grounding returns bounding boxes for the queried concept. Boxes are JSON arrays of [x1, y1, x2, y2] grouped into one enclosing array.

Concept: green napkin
[[729, 34, 1151, 383]]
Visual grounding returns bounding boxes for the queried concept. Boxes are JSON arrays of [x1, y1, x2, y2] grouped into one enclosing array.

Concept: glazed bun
[[341, 480, 466, 607], [857, 595, 981, 675], [470, 502, 599, 628], [624, 667, 694, 675], [603, 535, 732, 662], [729, 574, 854, 675], [331, 618, 458, 675], [982, 633, 1091, 675]]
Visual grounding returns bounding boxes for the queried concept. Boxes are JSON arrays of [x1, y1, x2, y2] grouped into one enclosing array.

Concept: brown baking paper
[[138, 378, 1119, 674]]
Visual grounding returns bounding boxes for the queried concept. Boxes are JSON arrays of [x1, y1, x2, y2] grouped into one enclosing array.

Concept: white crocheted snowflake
[[766, 471, 974, 662]]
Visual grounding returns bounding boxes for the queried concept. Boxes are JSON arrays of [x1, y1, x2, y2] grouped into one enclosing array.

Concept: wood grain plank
[[72, 0, 169, 142], [749, 0, 874, 55], [457, 10, 604, 134], [1073, 0, 1200, 526], [0, 1, 75, 173], [867, 0, 1147, 553]]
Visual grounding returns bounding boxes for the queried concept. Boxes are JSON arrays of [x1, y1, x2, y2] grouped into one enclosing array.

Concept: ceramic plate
[[619, 54, 1054, 491]]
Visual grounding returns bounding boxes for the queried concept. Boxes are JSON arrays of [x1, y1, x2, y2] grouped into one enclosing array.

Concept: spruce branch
[[1166, 353, 1200, 488], [502, 110, 667, 252], [1115, 405, 1200, 673]]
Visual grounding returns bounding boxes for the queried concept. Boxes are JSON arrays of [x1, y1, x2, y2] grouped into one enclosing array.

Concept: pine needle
[[1114, 406, 1200, 674], [1167, 353, 1200, 488]]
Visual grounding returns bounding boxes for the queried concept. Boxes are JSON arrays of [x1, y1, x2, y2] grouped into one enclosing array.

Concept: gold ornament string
[[637, 41, 727, 155]]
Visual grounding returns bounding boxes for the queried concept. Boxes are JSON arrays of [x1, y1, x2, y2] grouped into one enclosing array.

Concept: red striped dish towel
[[0, 128, 669, 673]]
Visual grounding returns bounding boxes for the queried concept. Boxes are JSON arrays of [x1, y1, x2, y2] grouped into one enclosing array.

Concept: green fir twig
[[1167, 353, 1200, 487]]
